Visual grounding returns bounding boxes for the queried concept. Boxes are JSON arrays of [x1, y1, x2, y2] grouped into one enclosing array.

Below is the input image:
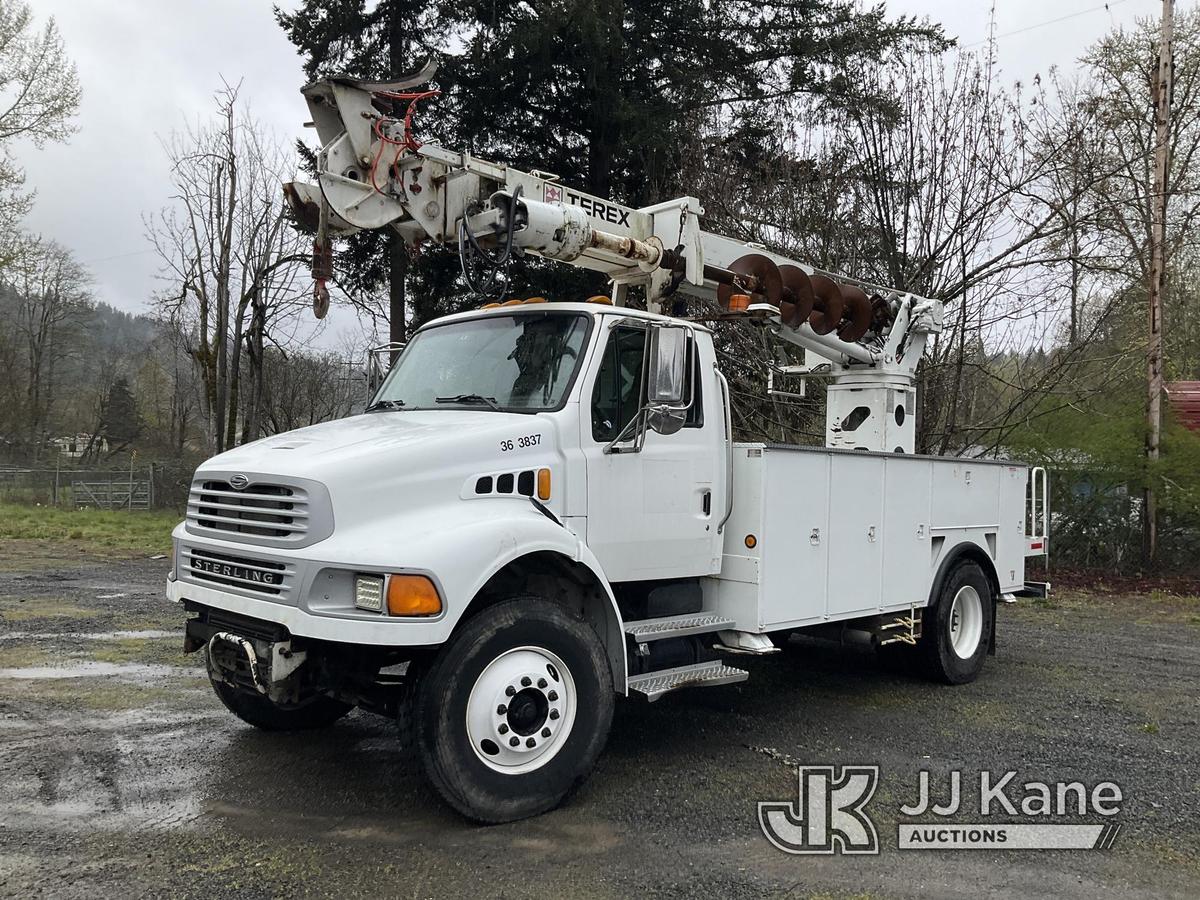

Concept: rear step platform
[[627, 661, 749, 702], [624, 613, 735, 643]]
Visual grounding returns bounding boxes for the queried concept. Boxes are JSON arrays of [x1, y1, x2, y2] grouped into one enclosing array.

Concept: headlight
[[353, 575, 384, 612]]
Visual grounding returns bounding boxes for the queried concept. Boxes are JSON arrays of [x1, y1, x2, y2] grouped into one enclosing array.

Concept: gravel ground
[[1, 539, 1198, 899]]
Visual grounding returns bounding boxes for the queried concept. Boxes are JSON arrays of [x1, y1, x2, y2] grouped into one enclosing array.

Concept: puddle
[[0, 715, 218, 833], [0, 630, 178, 641], [0, 662, 188, 680]]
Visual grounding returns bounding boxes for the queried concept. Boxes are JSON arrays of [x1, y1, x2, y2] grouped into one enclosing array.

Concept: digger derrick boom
[[284, 72, 944, 452]]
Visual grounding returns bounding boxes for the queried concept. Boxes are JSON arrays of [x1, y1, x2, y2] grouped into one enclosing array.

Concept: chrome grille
[[181, 547, 295, 600], [188, 480, 308, 540]]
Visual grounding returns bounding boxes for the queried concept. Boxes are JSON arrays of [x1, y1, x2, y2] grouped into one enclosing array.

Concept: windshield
[[373, 312, 591, 412]]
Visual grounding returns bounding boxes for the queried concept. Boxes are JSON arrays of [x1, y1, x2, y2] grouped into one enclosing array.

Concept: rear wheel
[[415, 597, 614, 823], [918, 560, 994, 684]]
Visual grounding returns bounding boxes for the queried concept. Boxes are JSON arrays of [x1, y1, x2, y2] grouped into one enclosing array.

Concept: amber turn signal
[[387, 574, 442, 616], [537, 467, 552, 501]]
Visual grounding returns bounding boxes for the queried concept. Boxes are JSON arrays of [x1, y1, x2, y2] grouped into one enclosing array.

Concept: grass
[[0, 597, 97, 622], [2, 674, 205, 711], [91, 636, 195, 667], [0, 502, 178, 556], [0, 643, 54, 669]]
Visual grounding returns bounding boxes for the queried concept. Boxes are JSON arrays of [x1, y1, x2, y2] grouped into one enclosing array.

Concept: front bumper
[[168, 576, 454, 646]]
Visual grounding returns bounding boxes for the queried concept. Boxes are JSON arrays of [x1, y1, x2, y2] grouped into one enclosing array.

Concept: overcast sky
[[19, 0, 1154, 346]]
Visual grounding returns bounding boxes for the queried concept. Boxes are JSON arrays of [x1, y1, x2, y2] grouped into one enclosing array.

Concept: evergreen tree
[[276, 0, 943, 328], [439, 1, 940, 205], [277, 0, 442, 341], [103, 375, 141, 450]]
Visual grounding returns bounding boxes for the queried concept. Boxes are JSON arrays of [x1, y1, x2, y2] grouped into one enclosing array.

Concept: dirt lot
[[1, 539, 1198, 899]]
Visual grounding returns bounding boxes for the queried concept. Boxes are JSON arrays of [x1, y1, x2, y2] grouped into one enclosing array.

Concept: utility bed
[[704, 443, 1033, 632]]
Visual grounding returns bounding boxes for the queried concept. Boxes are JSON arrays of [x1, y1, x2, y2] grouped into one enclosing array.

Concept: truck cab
[[172, 299, 720, 646]]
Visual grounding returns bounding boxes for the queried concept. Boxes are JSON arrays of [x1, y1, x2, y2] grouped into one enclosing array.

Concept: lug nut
[[497, 704, 507, 715], [505, 685, 516, 697], [526, 738, 536, 748], [498, 724, 509, 734], [509, 736, 519, 747], [547, 690, 558, 701], [541, 728, 551, 738], [521, 676, 531, 687], [537, 678, 547, 689], [549, 709, 559, 720]]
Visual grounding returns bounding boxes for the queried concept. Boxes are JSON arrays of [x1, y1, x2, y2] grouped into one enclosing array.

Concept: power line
[[78, 248, 157, 265], [961, 0, 1132, 49]]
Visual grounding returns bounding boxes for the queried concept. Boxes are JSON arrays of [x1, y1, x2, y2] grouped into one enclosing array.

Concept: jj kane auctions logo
[[759, 766, 1123, 854]]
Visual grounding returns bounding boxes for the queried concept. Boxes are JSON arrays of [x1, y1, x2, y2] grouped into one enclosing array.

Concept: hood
[[195, 408, 569, 532], [201, 410, 548, 481]]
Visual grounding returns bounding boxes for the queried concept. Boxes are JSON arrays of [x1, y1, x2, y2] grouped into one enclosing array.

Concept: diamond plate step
[[623, 613, 735, 643], [626, 661, 749, 702]]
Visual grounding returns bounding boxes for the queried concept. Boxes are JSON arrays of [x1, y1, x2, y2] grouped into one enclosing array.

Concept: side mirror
[[603, 323, 694, 453], [647, 326, 689, 406]]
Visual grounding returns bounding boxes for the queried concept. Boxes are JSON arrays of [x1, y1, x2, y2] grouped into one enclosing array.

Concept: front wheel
[[208, 670, 353, 731], [918, 560, 995, 684], [415, 597, 614, 823]]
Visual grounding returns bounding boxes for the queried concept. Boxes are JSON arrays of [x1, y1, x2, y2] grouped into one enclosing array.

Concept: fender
[[928, 539, 1002, 656], [330, 498, 628, 691], [457, 512, 629, 694]]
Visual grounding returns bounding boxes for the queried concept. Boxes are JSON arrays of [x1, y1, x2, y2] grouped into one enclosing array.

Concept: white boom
[[284, 70, 944, 453]]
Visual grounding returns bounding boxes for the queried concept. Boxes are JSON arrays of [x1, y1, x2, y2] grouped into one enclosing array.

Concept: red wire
[[368, 90, 441, 196]]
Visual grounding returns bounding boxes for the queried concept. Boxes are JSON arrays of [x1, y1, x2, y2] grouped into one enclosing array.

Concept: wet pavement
[[1, 540, 1198, 898]]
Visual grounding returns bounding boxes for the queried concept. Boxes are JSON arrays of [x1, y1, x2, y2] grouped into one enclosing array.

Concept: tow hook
[[208, 632, 268, 694]]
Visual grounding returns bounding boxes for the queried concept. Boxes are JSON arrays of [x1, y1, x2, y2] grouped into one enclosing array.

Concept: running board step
[[624, 613, 736, 643], [627, 661, 749, 702]]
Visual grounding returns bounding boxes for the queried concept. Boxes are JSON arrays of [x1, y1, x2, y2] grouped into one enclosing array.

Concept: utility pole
[[1146, 0, 1174, 564]]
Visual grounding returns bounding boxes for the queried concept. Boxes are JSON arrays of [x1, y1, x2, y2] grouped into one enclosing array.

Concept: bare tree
[[260, 347, 360, 434], [4, 235, 90, 457], [148, 83, 309, 452], [682, 42, 1126, 455], [0, 0, 81, 257]]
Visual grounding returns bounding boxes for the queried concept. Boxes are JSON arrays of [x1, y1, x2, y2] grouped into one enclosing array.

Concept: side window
[[591, 326, 646, 442], [684, 342, 703, 429]]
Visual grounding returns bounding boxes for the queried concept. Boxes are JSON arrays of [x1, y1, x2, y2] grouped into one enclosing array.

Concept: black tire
[[415, 597, 614, 824], [918, 560, 994, 685], [395, 669, 419, 770], [209, 671, 353, 731], [769, 630, 794, 650]]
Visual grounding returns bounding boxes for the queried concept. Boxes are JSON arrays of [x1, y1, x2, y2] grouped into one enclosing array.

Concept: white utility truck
[[169, 69, 1049, 823]]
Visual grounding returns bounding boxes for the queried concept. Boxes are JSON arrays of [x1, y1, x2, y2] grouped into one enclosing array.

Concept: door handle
[[702, 490, 712, 515]]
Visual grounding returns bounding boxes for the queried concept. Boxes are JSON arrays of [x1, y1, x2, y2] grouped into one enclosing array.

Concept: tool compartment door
[[881, 456, 934, 609], [757, 449, 830, 628], [825, 453, 885, 618]]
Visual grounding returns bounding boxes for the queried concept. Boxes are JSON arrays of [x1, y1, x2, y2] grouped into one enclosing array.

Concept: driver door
[[581, 319, 717, 581]]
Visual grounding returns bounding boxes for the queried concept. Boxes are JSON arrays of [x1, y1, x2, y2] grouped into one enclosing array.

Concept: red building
[[1165, 382, 1200, 432]]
